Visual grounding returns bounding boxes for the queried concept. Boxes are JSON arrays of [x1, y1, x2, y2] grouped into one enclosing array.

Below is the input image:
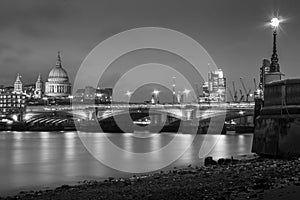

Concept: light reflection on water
[[0, 131, 253, 196]]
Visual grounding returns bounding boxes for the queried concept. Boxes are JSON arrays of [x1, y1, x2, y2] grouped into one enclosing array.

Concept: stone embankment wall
[[253, 79, 300, 156]]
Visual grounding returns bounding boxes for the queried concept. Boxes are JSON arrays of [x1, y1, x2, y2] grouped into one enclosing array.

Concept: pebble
[[1, 156, 299, 200]]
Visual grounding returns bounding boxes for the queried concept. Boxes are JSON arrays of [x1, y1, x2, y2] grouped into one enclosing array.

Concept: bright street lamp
[[183, 89, 191, 103], [270, 17, 280, 29], [152, 89, 160, 95], [125, 91, 132, 103], [269, 17, 282, 73], [125, 91, 132, 97], [152, 89, 160, 104]]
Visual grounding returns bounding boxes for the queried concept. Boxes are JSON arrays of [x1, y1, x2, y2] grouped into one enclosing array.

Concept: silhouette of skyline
[[1, 0, 300, 91]]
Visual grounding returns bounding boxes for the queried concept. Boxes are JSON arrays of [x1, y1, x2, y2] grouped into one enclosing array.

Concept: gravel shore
[[1, 156, 300, 200]]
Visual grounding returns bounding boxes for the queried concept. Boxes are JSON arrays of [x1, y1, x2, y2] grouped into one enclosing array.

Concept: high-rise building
[[260, 59, 270, 89], [45, 52, 72, 98], [199, 82, 210, 102], [207, 69, 226, 102]]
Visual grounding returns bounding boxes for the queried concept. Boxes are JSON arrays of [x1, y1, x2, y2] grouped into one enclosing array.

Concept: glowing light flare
[[183, 88, 191, 95], [239, 111, 244, 115], [270, 17, 280, 28], [125, 91, 132, 97], [12, 114, 18, 121], [152, 89, 160, 95]]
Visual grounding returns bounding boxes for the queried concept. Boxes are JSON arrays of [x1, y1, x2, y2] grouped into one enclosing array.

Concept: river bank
[[1, 156, 299, 200]]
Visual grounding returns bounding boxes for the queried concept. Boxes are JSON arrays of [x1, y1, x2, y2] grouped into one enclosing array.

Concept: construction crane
[[240, 78, 251, 102], [227, 87, 234, 102], [239, 89, 244, 102], [232, 81, 238, 102]]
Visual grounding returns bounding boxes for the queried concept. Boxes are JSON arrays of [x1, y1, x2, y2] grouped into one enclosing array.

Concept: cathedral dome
[[48, 67, 69, 81], [47, 52, 69, 82]]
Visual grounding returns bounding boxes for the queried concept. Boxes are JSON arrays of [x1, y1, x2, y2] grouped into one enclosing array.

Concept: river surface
[[0, 131, 253, 196]]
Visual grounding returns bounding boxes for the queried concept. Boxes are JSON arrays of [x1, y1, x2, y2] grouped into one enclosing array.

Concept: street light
[[269, 17, 281, 73], [183, 89, 191, 103], [270, 17, 280, 29], [125, 90, 132, 97], [125, 91, 132, 104], [172, 76, 176, 105], [152, 89, 160, 104]]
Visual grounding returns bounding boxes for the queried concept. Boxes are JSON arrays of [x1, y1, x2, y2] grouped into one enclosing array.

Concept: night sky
[[1, 0, 300, 101]]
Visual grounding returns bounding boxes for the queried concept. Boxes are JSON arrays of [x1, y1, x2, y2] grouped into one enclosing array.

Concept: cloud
[[0, 0, 68, 37], [0, 42, 12, 56]]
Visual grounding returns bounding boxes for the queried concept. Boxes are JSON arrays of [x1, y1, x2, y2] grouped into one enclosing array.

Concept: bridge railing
[[25, 102, 254, 113]]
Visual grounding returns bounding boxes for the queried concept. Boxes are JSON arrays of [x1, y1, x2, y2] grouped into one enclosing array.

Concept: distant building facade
[[0, 74, 27, 118], [260, 59, 270, 89], [0, 92, 26, 118], [74, 86, 112, 104], [0, 85, 4, 93]]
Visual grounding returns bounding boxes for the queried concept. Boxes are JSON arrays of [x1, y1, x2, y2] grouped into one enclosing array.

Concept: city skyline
[[1, 0, 300, 92]]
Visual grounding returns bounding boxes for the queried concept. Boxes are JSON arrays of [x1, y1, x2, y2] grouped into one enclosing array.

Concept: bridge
[[20, 103, 254, 133]]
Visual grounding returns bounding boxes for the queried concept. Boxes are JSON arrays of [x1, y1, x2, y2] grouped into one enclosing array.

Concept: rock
[[248, 193, 258, 198], [294, 181, 300, 186], [225, 158, 232, 164], [211, 160, 218, 165], [204, 156, 217, 166], [218, 158, 225, 165], [60, 185, 70, 189], [204, 156, 213, 166]]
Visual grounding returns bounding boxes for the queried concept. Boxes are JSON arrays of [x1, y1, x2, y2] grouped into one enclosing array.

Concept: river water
[[0, 131, 253, 196]]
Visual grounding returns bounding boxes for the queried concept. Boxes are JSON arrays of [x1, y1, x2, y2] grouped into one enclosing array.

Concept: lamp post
[[152, 89, 160, 104], [183, 89, 191, 103], [125, 91, 132, 103], [172, 76, 176, 105], [269, 17, 280, 73], [264, 17, 284, 85]]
